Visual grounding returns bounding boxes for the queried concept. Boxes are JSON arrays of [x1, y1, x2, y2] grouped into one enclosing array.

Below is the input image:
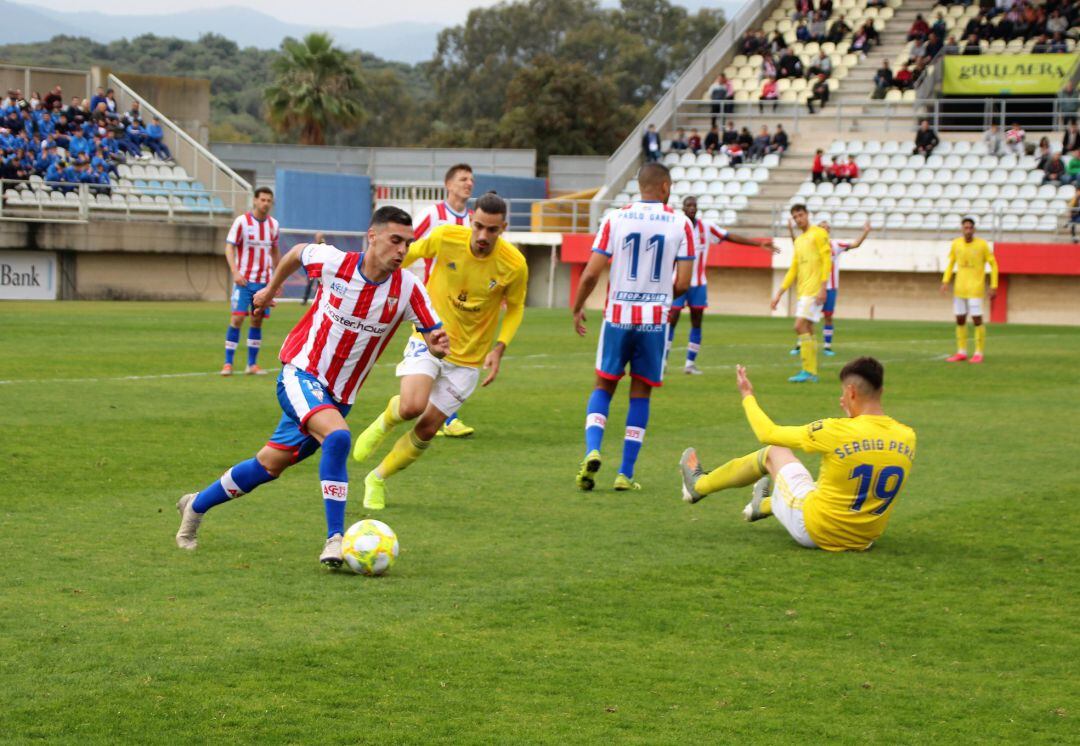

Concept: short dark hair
[[637, 162, 671, 191], [962, 216, 975, 227], [839, 356, 884, 393], [371, 205, 412, 227], [444, 163, 472, 183], [253, 186, 273, 199], [475, 191, 507, 217], [682, 195, 697, 206], [791, 203, 808, 214]]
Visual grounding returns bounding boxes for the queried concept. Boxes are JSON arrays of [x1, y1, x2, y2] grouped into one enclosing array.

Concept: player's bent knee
[[415, 406, 446, 440], [765, 446, 799, 475], [256, 446, 293, 477], [321, 429, 352, 458], [972, 316, 983, 326]]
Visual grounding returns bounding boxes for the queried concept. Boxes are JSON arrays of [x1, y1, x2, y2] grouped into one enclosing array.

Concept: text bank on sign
[[0, 251, 58, 300]]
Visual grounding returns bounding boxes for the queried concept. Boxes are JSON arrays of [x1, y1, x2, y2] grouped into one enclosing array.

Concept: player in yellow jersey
[[772, 204, 831, 383], [351, 192, 528, 509], [941, 217, 998, 364], [678, 357, 916, 551]]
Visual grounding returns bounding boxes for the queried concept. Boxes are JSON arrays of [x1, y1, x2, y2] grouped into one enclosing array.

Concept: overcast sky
[[29, 0, 727, 28]]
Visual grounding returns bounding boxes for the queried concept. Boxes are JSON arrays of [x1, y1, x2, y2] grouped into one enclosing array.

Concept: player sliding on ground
[[789, 219, 870, 357], [176, 207, 448, 567], [772, 203, 831, 383], [941, 217, 998, 364], [573, 162, 694, 491], [678, 357, 916, 551], [667, 194, 777, 374], [351, 192, 528, 510]]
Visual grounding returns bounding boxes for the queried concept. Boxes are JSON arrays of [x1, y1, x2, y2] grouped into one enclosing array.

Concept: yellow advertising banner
[[942, 53, 1079, 95]]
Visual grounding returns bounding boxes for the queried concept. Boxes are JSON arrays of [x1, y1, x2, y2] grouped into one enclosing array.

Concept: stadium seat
[[923, 212, 940, 230], [869, 212, 886, 229], [1038, 215, 1058, 231], [663, 153, 679, 166], [881, 141, 899, 155], [904, 213, 923, 229], [1001, 213, 1019, 230], [834, 182, 853, 197], [685, 166, 702, 180], [907, 183, 925, 198], [886, 213, 904, 229]]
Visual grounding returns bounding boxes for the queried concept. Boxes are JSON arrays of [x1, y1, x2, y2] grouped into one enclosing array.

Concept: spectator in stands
[[908, 14, 930, 41], [1031, 34, 1051, 53], [708, 74, 733, 125], [931, 12, 948, 41], [1035, 136, 1052, 170], [43, 85, 62, 112], [1047, 8, 1068, 35], [809, 11, 828, 42], [863, 19, 881, 47], [829, 155, 859, 184], [796, 20, 812, 42], [872, 59, 893, 98], [866, 0, 885, 8], [1005, 122, 1026, 155], [749, 125, 771, 161], [760, 52, 777, 80], [778, 48, 803, 79], [908, 38, 929, 65], [704, 124, 721, 154], [104, 89, 118, 118], [811, 148, 826, 183], [64, 96, 81, 123], [983, 123, 1004, 156], [1062, 150, 1080, 186], [723, 138, 744, 165], [849, 25, 872, 56], [1049, 32, 1068, 53], [807, 49, 832, 78], [827, 14, 851, 43], [1059, 82, 1079, 125], [670, 128, 688, 152], [1064, 121, 1080, 153], [770, 124, 789, 155], [641, 123, 662, 162], [895, 63, 914, 90], [89, 86, 107, 113], [736, 126, 754, 151], [721, 121, 737, 146], [926, 32, 944, 59], [818, 0, 833, 18], [913, 119, 940, 155], [1043, 152, 1065, 184], [759, 76, 779, 112], [962, 33, 983, 54], [769, 31, 787, 55], [792, 0, 815, 21], [146, 116, 171, 160], [807, 74, 830, 114], [688, 128, 703, 154], [124, 101, 143, 127], [91, 162, 111, 196]]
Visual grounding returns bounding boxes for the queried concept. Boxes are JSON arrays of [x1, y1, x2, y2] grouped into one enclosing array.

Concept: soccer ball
[[342, 519, 399, 576]]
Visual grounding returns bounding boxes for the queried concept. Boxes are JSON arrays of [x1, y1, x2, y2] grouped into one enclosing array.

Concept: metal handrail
[[107, 73, 251, 215]]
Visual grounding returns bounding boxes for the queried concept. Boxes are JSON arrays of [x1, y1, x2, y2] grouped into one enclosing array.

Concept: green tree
[[264, 32, 365, 145], [494, 55, 636, 167]]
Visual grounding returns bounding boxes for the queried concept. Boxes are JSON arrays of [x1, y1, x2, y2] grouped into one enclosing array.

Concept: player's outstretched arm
[[572, 251, 609, 336], [736, 365, 806, 448], [848, 221, 871, 250], [727, 232, 780, 254], [253, 243, 304, 311]]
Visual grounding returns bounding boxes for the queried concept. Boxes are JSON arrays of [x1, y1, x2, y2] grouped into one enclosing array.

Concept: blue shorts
[[231, 282, 270, 317], [595, 322, 667, 387], [671, 285, 708, 310], [822, 288, 838, 314], [266, 365, 351, 462]]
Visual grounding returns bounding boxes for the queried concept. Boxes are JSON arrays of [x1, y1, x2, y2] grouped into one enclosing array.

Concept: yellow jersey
[[743, 396, 917, 552], [943, 237, 998, 299], [782, 225, 832, 298], [404, 224, 528, 368]]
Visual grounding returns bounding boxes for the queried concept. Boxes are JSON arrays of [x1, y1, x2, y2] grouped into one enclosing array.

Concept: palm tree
[[265, 33, 365, 145]]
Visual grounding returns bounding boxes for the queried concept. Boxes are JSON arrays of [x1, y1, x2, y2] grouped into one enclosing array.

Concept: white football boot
[[320, 534, 344, 568], [175, 493, 203, 549]]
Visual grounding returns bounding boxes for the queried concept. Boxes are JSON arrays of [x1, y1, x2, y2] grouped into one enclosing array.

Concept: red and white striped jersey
[[826, 239, 852, 290], [279, 243, 441, 405], [593, 201, 695, 325], [226, 212, 280, 284], [688, 217, 729, 288], [412, 201, 472, 283]]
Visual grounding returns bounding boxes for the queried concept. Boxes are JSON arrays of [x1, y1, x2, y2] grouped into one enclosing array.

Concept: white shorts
[[795, 295, 824, 323], [396, 337, 479, 417], [771, 462, 819, 549], [953, 297, 983, 317]]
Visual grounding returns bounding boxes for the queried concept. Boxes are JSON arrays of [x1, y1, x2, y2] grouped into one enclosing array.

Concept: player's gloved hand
[[574, 309, 588, 337], [736, 364, 755, 399], [426, 328, 450, 359]]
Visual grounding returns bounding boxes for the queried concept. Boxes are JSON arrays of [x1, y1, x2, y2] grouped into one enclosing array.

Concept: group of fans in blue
[[0, 84, 171, 193]]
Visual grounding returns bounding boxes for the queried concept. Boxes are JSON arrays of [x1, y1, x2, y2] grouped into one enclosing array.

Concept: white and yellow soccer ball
[[342, 519, 399, 576]]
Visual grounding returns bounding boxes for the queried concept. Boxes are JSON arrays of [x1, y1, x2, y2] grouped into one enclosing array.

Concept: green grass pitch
[[1, 301, 1077, 743]]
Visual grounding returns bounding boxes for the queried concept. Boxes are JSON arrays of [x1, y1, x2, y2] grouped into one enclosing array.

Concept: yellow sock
[[798, 333, 817, 375], [377, 395, 403, 434], [374, 429, 430, 479], [695, 447, 770, 495], [974, 324, 986, 354], [955, 324, 968, 354]]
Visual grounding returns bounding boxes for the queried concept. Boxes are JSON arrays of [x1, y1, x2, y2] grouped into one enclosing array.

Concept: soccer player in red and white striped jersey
[[177, 206, 449, 568], [411, 163, 479, 438], [667, 195, 776, 374], [221, 187, 280, 376]]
